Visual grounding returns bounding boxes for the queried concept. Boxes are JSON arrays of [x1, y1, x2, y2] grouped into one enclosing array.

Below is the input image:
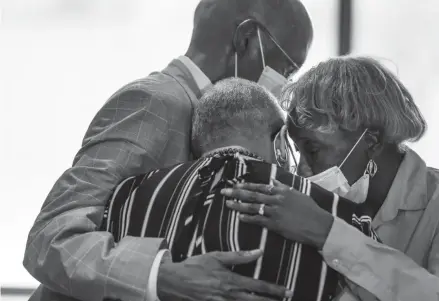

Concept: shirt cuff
[[146, 249, 172, 301], [320, 217, 393, 300], [321, 217, 363, 271]]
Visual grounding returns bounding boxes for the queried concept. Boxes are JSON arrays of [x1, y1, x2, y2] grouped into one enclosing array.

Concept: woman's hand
[[221, 179, 334, 250]]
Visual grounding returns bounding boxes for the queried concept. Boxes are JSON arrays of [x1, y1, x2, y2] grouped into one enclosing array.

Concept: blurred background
[[1, 0, 438, 299]]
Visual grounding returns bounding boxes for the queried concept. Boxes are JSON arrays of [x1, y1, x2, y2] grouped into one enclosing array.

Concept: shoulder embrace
[[97, 73, 193, 121]]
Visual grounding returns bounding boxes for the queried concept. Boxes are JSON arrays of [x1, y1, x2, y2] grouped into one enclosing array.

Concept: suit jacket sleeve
[[23, 78, 173, 301]]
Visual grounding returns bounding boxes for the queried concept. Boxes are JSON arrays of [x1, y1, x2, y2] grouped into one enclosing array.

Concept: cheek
[[266, 55, 288, 76], [311, 157, 333, 174], [239, 56, 264, 81], [311, 149, 344, 174]]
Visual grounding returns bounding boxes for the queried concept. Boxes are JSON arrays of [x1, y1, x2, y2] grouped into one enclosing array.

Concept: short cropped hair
[[190, 0, 313, 67], [281, 56, 427, 144], [192, 78, 284, 152]]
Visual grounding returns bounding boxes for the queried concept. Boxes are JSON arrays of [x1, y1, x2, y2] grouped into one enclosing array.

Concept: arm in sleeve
[[311, 188, 379, 240], [23, 80, 172, 301], [322, 218, 439, 301]]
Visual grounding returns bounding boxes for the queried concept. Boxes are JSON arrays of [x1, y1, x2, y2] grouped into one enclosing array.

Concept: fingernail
[[226, 200, 234, 206], [285, 290, 294, 298], [247, 249, 263, 255]]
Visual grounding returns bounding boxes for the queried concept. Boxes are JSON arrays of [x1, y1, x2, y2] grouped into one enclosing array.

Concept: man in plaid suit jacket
[[23, 1, 313, 301]]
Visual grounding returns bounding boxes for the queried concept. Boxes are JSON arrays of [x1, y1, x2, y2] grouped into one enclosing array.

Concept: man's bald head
[[186, 0, 313, 82]]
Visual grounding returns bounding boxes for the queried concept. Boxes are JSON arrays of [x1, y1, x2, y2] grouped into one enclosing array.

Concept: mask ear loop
[[235, 52, 238, 77], [284, 127, 298, 168], [257, 28, 266, 69], [286, 137, 299, 174], [233, 18, 299, 72], [234, 20, 266, 77], [339, 128, 369, 168], [273, 130, 284, 167], [273, 126, 298, 172], [284, 115, 299, 172]]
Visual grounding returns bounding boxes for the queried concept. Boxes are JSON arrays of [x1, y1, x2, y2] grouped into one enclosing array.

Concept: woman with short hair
[[222, 56, 439, 300]]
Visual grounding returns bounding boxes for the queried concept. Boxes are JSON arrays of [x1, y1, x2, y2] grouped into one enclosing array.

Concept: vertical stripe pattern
[[102, 154, 381, 301]]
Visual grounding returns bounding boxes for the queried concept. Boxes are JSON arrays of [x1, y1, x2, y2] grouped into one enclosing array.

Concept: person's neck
[[201, 139, 270, 161], [366, 144, 404, 214], [185, 48, 229, 83], [202, 145, 254, 157]]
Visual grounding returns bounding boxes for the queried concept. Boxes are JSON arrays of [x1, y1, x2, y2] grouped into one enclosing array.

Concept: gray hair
[[281, 56, 427, 144], [192, 77, 285, 152]]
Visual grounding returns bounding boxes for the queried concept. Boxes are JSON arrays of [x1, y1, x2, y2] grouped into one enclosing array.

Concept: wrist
[[312, 211, 334, 250], [157, 261, 179, 301]]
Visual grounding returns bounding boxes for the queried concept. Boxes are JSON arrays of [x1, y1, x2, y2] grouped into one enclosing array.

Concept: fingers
[[212, 249, 263, 265], [226, 200, 273, 216], [221, 188, 279, 205], [272, 179, 290, 190], [232, 291, 289, 301], [273, 179, 304, 197], [239, 214, 270, 227], [235, 182, 282, 195], [233, 275, 293, 299]]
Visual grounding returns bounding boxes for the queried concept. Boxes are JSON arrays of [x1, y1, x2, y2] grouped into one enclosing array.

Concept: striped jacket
[[102, 153, 379, 301]]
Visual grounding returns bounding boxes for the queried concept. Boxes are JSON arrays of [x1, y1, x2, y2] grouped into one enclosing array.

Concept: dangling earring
[[366, 159, 378, 178]]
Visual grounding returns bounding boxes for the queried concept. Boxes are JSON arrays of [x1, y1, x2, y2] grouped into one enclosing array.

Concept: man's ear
[[233, 20, 258, 57], [365, 129, 383, 158]]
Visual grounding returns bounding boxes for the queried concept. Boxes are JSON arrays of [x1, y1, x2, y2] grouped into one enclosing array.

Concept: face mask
[[258, 66, 288, 99], [234, 26, 292, 99], [307, 129, 378, 204]]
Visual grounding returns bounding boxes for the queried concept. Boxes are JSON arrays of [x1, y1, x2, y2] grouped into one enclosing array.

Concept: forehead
[[287, 123, 346, 147]]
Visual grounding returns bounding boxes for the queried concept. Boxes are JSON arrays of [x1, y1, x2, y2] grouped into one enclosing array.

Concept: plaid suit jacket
[[24, 59, 202, 301]]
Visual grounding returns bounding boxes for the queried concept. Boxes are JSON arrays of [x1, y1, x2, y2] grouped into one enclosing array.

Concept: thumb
[[212, 249, 263, 266]]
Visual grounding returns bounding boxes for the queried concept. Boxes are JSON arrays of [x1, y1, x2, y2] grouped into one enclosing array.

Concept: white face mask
[[258, 66, 288, 99], [307, 129, 378, 204], [235, 28, 288, 99]]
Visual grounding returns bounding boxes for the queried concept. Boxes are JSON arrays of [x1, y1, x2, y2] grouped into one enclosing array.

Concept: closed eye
[[283, 65, 297, 78]]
